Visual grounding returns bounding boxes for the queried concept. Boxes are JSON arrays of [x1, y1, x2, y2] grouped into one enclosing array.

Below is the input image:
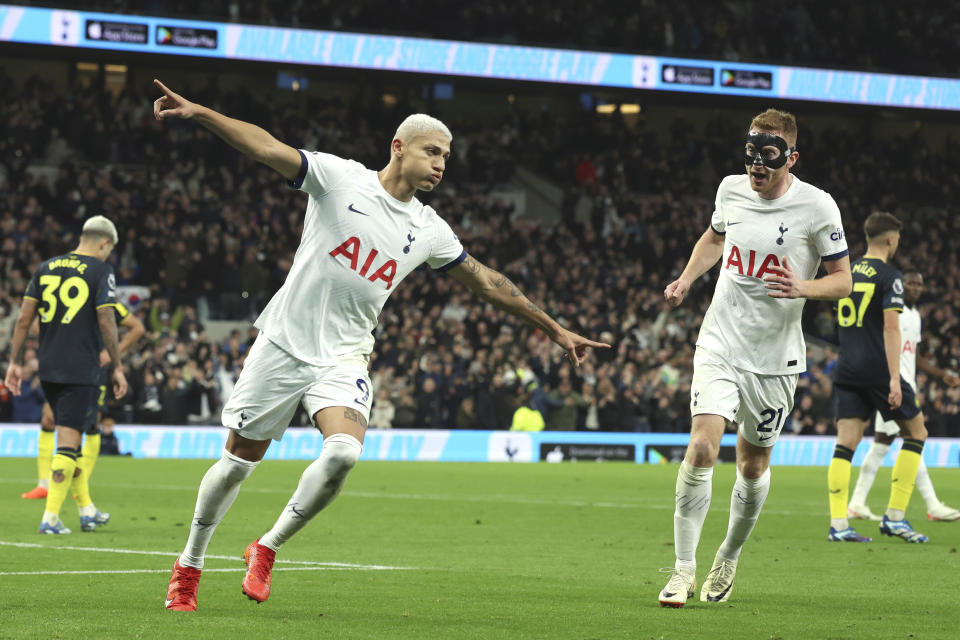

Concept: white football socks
[[179, 449, 259, 569], [851, 442, 939, 511], [259, 433, 363, 552], [849, 441, 889, 507], [718, 468, 770, 561], [673, 461, 714, 571], [914, 459, 939, 510]]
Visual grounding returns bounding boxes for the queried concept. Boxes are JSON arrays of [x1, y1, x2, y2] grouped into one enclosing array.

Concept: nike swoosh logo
[[726, 221, 742, 226], [165, 598, 173, 607], [662, 591, 676, 598], [348, 203, 370, 216], [829, 489, 841, 494], [706, 583, 733, 602]]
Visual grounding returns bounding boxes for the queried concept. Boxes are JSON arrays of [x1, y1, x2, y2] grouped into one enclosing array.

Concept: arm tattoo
[[491, 273, 522, 297], [463, 257, 481, 274]]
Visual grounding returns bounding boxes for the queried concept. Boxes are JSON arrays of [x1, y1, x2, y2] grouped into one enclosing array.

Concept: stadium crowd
[[1, 64, 958, 437], [22, 0, 957, 77]]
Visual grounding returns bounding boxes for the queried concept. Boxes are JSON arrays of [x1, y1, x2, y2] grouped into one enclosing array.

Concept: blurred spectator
[[510, 382, 546, 432], [414, 377, 444, 428], [11, 355, 44, 423], [545, 379, 586, 431], [369, 389, 396, 429]]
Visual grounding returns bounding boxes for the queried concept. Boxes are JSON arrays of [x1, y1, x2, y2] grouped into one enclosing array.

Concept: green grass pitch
[[1, 457, 958, 639]]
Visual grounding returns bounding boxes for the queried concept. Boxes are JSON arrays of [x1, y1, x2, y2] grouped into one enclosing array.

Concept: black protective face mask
[[744, 132, 795, 170]]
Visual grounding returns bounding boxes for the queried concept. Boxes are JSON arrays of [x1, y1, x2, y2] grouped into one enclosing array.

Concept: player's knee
[[321, 433, 362, 482], [899, 415, 927, 442], [685, 436, 718, 466], [737, 458, 768, 479], [904, 424, 927, 442]]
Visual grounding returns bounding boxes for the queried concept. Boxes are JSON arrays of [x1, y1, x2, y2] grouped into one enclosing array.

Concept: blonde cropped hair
[[394, 114, 453, 144], [81, 215, 118, 245]]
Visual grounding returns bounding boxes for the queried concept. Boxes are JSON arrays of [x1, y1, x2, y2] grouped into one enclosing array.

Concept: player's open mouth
[[751, 171, 767, 184]]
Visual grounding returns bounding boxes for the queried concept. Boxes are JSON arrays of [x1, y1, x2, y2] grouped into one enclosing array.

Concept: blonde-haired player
[[153, 80, 610, 611], [660, 108, 852, 607]]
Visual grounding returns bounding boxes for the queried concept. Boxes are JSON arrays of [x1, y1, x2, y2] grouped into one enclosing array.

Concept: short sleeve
[[94, 266, 118, 309], [114, 300, 131, 322], [883, 270, 905, 312], [813, 194, 849, 262], [710, 182, 726, 235], [288, 150, 353, 197], [426, 211, 467, 271], [23, 268, 40, 301]]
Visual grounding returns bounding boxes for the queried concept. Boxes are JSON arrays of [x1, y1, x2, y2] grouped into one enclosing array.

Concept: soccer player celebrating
[[828, 213, 934, 543], [4, 216, 128, 534], [152, 79, 610, 611], [847, 270, 960, 523], [659, 109, 851, 607]]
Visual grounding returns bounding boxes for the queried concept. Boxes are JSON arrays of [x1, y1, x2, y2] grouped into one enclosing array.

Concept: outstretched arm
[[447, 254, 610, 366], [664, 226, 725, 307], [153, 79, 302, 181]]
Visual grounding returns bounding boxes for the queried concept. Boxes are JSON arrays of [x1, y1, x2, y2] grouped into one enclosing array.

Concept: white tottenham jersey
[[697, 174, 848, 375], [254, 150, 466, 366], [898, 306, 922, 389]]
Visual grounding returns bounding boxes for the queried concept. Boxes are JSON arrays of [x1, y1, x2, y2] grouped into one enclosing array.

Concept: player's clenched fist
[[664, 278, 689, 307]]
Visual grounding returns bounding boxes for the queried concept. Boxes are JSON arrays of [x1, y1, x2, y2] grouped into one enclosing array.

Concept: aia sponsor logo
[[724, 245, 782, 279], [329, 236, 398, 289]]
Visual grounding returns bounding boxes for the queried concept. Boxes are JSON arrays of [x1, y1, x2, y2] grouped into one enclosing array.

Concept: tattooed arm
[[447, 254, 610, 366]]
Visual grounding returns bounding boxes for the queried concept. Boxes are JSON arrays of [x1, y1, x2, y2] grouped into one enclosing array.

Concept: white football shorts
[[690, 347, 798, 448], [221, 334, 372, 442]]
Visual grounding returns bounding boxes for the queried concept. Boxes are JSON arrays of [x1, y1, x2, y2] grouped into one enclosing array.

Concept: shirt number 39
[[38, 275, 91, 324]]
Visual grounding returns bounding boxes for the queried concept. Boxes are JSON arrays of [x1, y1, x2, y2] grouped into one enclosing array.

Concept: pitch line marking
[[0, 477, 826, 514], [0, 541, 414, 570]]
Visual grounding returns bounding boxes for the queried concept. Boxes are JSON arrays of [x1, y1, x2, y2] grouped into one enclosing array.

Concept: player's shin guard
[[259, 433, 362, 551], [81, 433, 101, 480], [673, 461, 713, 569], [888, 439, 924, 516], [718, 468, 770, 561], [44, 448, 79, 521], [180, 450, 260, 569], [849, 442, 889, 508], [828, 445, 854, 526], [37, 430, 55, 487]]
